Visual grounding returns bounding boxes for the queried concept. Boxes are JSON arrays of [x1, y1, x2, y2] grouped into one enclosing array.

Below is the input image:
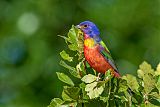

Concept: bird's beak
[[76, 25, 81, 29]]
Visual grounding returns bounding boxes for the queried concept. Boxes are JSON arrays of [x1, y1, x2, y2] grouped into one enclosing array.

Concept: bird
[[76, 21, 120, 77]]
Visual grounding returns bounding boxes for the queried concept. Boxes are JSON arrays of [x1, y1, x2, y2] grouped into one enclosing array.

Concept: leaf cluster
[[48, 26, 160, 107]]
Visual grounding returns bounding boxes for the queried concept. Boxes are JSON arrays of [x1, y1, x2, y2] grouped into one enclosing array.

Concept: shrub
[[48, 26, 160, 107]]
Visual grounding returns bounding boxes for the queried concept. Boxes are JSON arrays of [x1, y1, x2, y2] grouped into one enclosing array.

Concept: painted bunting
[[77, 21, 120, 77]]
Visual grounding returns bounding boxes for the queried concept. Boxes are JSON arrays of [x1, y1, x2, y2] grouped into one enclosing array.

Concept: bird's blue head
[[77, 21, 101, 42]]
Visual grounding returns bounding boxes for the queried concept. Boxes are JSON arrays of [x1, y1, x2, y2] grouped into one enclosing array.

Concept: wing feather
[[99, 41, 118, 72]]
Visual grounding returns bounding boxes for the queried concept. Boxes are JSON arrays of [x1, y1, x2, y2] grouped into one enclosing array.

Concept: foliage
[[1, 1, 160, 107], [48, 26, 160, 107]]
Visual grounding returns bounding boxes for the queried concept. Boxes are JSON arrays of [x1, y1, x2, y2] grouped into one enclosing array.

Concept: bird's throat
[[84, 33, 90, 39], [84, 38, 95, 48]]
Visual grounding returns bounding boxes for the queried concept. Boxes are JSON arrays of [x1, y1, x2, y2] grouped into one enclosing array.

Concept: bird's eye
[[83, 24, 88, 28]]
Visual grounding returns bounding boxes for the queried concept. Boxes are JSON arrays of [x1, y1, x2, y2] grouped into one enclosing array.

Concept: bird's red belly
[[84, 45, 113, 74]]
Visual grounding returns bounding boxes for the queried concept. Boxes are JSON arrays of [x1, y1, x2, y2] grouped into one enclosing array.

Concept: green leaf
[[114, 95, 128, 102], [63, 86, 80, 100], [67, 25, 77, 44], [122, 74, 139, 92], [62, 86, 80, 102], [139, 61, 154, 75], [59, 25, 83, 61], [149, 96, 160, 106], [76, 60, 86, 76], [85, 82, 98, 92], [155, 63, 160, 76], [118, 79, 128, 93], [131, 92, 143, 104], [58, 35, 69, 42], [56, 72, 74, 86], [85, 61, 90, 68], [143, 74, 156, 94], [81, 74, 97, 83], [100, 96, 108, 103], [67, 25, 84, 59], [104, 69, 113, 80], [59, 60, 81, 78], [48, 98, 64, 107], [60, 50, 73, 62], [138, 61, 156, 94], [146, 102, 160, 107], [79, 83, 89, 100], [85, 82, 104, 99], [137, 69, 144, 79], [59, 60, 75, 71], [156, 76, 160, 93], [62, 90, 73, 101], [68, 44, 78, 51], [62, 102, 77, 107]]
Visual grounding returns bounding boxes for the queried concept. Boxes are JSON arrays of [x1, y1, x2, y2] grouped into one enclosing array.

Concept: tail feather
[[114, 71, 121, 78]]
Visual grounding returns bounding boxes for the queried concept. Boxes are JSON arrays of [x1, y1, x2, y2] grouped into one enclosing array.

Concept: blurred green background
[[0, 0, 160, 107]]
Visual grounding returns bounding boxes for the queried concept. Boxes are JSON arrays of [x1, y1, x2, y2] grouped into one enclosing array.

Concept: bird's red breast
[[84, 34, 120, 77]]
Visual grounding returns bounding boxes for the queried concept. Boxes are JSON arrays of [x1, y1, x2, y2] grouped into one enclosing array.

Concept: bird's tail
[[114, 71, 121, 78]]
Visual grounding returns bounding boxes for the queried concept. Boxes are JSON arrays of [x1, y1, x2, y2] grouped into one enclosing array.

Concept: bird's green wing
[[100, 40, 110, 52], [99, 41, 118, 71]]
